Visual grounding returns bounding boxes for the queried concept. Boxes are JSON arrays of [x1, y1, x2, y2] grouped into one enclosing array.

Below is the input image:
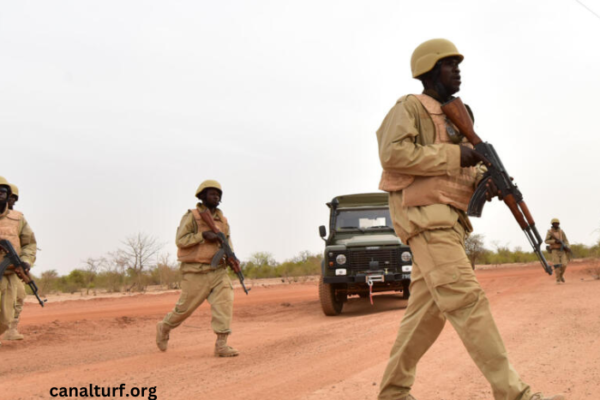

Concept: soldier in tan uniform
[[3, 183, 27, 341], [156, 180, 239, 357], [545, 218, 570, 284], [0, 177, 37, 347], [376, 40, 564, 400]]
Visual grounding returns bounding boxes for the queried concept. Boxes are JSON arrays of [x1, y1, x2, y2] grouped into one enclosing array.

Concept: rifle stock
[[198, 209, 250, 295], [441, 98, 553, 275], [439, 97, 482, 145]]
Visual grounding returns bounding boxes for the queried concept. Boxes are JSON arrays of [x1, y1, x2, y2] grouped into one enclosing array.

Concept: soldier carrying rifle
[[0, 176, 37, 348], [156, 180, 243, 357], [545, 218, 570, 284], [375, 39, 564, 400]]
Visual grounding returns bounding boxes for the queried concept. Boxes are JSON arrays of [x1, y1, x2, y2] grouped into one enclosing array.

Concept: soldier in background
[[545, 218, 570, 284], [3, 183, 27, 341], [156, 180, 239, 357], [0, 177, 37, 347], [375, 39, 564, 400]]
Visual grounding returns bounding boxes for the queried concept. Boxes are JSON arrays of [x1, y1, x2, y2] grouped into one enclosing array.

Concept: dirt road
[[1, 262, 598, 400]]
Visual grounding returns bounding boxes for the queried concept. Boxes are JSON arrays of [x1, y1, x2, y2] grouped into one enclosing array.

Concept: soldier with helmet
[[3, 182, 28, 341], [0, 176, 37, 347], [156, 180, 239, 357], [545, 218, 570, 284], [375, 39, 564, 400]]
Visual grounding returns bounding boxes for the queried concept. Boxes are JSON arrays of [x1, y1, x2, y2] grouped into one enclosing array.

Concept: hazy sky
[[2, 0, 599, 275]]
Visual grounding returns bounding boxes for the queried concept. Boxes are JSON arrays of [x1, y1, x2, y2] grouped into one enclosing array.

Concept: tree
[[465, 234, 487, 269], [152, 253, 181, 289], [38, 269, 59, 296], [82, 257, 105, 294], [116, 233, 164, 292]]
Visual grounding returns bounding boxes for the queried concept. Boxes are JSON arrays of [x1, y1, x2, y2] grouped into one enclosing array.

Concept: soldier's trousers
[[162, 268, 234, 334], [378, 222, 534, 400], [551, 251, 568, 282], [0, 274, 19, 336], [14, 279, 26, 321]]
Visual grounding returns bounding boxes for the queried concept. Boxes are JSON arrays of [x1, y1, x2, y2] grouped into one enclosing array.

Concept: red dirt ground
[[1, 261, 598, 400]]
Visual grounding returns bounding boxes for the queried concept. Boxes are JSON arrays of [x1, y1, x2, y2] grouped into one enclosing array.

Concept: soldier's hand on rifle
[[460, 146, 491, 168], [485, 179, 503, 202], [15, 262, 30, 281], [202, 231, 223, 243]]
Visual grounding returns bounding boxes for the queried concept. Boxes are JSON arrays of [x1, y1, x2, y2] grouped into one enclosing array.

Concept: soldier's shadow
[[339, 294, 408, 317]]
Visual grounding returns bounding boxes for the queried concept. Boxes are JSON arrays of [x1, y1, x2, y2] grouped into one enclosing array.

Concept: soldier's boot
[[530, 393, 566, 400], [156, 322, 170, 352], [214, 333, 239, 357], [4, 319, 24, 340], [560, 277, 565, 283], [399, 395, 417, 400]]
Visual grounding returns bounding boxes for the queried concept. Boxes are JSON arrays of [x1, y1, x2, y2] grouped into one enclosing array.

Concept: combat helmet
[[411, 39, 464, 78], [195, 180, 222, 199], [0, 176, 11, 195], [8, 183, 18, 199], [551, 218, 560, 224]]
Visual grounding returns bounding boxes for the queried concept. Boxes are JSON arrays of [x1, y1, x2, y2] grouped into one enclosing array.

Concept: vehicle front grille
[[347, 248, 400, 269]]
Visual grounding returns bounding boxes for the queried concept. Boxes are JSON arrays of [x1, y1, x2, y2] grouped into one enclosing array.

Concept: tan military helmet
[[195, 179, 222, 199], [551, 218, 560, 224], [411, 38, 464, 78], [0, 176, 11, 195], [8, 183, 18, 199]]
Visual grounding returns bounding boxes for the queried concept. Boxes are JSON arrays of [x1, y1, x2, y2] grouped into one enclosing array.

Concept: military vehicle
[[318, 192, 413, 316]]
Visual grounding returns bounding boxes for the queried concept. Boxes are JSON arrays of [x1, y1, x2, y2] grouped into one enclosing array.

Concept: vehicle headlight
[[336, 254, 347, 265], [402, 265, 412, 273], [401, 251, 412, 262]]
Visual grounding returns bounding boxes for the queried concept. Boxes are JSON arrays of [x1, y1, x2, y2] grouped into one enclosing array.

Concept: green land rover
[[318, 192, 413, 316]]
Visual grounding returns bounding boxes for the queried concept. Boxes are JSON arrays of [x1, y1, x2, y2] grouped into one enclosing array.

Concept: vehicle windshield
[[335, 208, 393, 231]]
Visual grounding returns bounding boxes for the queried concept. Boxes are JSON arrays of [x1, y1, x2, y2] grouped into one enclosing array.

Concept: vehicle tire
[[401, 281, 411, 300], [359, 292, 369, 299], [319, 277, 345, 316]]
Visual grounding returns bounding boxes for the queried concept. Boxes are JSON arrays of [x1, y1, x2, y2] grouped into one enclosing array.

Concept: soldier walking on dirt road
[[3, 183, 28, 341], [0, 176, 37, 348], [545, 218, 570, 284], [375, 39, 564, 400], [156, 180, 239, 357]]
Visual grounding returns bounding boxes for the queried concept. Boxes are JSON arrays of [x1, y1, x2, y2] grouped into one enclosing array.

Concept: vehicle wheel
[[359, 292, 369, 299], [319, 277, 345, 316], [401, 282, 411, 300]]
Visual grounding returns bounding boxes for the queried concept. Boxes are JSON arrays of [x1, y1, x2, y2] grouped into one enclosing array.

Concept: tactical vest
[[548, 229, 564, 250], [177, 208, 229, 265], [0, 209, 22, 256], [379, 94, 477, 211]]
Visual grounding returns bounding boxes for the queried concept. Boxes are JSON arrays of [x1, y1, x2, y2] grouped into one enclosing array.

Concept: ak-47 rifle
[[0, 239, 47, 306], [441, 97, 553, 275], [549, 233, 572, 255], [198, 210, 250, 295]]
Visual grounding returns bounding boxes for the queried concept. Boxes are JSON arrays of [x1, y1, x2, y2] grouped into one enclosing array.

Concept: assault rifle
[[549, 234, 572, 254], [441, 98, 553, 275], [199, 210, 250, 295], [0, 239, 47, 306]]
